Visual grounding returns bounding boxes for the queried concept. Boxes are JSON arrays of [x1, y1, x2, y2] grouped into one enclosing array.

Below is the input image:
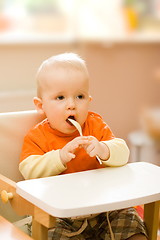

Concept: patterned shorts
[[48, 207, 148, 240]]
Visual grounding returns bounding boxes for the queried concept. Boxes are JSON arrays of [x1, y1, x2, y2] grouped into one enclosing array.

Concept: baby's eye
[[56, 96, 64, 100], [77, 95, 84, 99]]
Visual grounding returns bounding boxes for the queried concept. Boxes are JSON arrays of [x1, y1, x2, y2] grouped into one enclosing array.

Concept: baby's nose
[[67, 98, 76, 109]]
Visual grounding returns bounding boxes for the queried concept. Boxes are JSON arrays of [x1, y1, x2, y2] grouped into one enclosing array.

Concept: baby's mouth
[[66, 116, 76, 126]]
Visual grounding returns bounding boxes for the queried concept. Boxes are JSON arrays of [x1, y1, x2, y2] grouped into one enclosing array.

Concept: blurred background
[[0, 0, 159, 164]]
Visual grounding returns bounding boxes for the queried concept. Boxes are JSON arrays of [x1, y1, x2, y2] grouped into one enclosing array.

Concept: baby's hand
[[60, 136, 89, 165], [84, 136, 110, 160]]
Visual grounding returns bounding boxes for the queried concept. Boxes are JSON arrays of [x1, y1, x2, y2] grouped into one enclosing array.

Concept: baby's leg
[[126, 233, 148, 240], [49, 218, 85, 240], [104, 207, 148, 240]]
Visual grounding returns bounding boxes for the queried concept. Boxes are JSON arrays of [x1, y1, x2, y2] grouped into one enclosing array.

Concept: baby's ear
[[89, 95, 92, 102], [33, 97, 44, 114]]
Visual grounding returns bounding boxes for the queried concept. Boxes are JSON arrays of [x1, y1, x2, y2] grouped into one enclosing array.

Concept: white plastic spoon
[[68, 118, 102, 164], [68, 118, 83, 136]]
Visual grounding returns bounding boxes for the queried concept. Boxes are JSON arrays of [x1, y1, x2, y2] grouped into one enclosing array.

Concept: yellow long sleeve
[[19, 138, 129, 180], [19, 149, 66, 179], [101, 138, 130, 166]]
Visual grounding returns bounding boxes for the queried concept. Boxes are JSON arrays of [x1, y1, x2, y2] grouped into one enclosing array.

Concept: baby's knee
[[126, 233, 148, 240]]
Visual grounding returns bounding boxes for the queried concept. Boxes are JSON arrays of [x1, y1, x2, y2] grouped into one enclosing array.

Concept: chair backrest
[[0, 110, 45, 182]]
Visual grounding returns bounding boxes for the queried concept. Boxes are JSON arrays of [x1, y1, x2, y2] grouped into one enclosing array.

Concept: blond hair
[[36, 53, 89, 97]]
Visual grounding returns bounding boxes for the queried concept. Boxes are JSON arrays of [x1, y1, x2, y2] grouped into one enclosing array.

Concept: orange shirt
[[20, 112, 115, 174]]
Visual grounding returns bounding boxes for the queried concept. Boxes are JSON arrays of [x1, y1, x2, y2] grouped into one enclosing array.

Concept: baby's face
[[40, 67, 91, 134]]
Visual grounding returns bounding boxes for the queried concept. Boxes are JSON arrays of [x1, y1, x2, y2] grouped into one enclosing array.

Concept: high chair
[[0, 110, 45, 238], [0, 110, 159, 240]]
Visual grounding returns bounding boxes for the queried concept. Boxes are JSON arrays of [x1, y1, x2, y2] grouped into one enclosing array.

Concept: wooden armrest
[[0, 174, 34, 216], [0, 174, 55, 240], [0, 216, 33, 239]]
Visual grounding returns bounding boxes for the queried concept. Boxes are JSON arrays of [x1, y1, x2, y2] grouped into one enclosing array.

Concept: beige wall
[[0, 43, 77, 92], [82, 43, 160, 140], [0, 42, 159, 141]]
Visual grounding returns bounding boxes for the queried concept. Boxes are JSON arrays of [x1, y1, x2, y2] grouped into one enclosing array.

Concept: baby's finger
[[69, 152, 75, 158], [86, 144, 95, 154], [74, 136, 89, 141], [68, 139, 89, 152], [76, 139, 89, 147], [66, 152, 75, 162], [88, 148, 97, 157]]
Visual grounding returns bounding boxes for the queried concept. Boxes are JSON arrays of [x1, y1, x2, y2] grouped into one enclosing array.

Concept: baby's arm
[[19, 150, 66, 179], [85, 137, 129, 166], [101, 138, 130, 166], [19, 136, 89, 179]]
